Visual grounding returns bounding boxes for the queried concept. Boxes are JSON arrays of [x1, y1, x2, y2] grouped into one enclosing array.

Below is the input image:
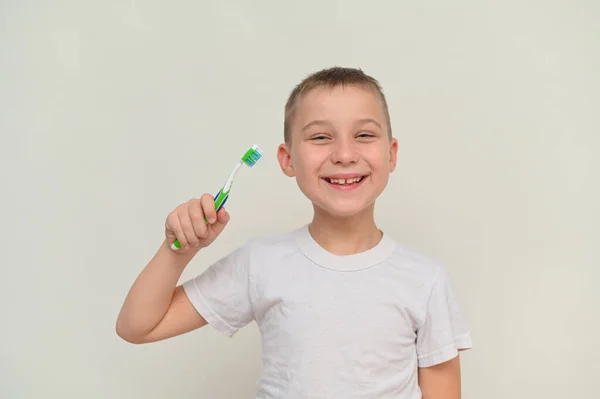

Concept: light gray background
[[1, 1, 598, 398]]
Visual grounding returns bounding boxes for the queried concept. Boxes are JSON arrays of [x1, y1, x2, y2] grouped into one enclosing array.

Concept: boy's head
[[283, 67, 393, 144], [278, 66, 398, 219]]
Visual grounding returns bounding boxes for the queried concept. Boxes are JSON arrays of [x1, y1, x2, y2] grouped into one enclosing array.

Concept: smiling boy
[[116, 66, 472, 398]]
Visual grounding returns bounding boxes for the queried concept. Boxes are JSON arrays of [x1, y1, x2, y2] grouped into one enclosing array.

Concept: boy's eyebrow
[[301, 119, 330, 132], [301, 118, 383, 132], [356, 118, 383, 129]]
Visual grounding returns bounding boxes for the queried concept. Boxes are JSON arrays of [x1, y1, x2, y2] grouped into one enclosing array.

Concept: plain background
[[1, 1, 598, 398]]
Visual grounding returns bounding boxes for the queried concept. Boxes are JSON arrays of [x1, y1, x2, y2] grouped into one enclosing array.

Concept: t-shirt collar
[[294, 224, 397, 271]]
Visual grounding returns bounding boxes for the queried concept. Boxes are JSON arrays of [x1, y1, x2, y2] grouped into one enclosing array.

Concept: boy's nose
[[330, 139, 359, 164]]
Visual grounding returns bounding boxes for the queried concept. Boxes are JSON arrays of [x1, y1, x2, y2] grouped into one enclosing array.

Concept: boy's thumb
[[213, 208, 230, 230]]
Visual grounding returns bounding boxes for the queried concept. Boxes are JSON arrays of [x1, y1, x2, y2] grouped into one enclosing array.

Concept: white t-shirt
[[183, 225, 472, 398]]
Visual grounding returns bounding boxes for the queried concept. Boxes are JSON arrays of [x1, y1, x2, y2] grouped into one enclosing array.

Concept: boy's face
[[278, 85, 398, 218]]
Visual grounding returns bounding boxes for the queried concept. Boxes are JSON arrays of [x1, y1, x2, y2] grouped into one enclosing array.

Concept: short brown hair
[[284, 66, 392, 144]]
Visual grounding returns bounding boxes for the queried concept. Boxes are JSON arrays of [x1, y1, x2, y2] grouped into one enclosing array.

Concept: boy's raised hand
[[165, 193, 230, 253]]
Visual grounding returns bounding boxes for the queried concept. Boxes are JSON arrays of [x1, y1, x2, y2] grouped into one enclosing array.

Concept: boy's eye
[[357, 132, 376, 139], [310, 135, 329, 140]]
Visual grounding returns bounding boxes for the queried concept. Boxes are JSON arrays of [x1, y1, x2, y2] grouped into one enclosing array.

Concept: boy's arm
[[418, 355, 462, 399], [416, 266, 472, 398], [115, 240, 207, 344], [116, 196, 230, 344]]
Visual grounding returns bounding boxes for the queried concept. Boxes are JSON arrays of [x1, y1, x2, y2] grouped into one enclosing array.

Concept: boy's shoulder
[[388, 240, 446, 278], [242, 225, 305, 255]]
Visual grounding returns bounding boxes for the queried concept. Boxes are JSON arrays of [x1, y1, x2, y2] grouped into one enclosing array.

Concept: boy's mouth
[[321, 174, 369, 190]]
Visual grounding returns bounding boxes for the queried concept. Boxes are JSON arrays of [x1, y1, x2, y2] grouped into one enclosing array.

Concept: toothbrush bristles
[[242, 144, 263, 167]]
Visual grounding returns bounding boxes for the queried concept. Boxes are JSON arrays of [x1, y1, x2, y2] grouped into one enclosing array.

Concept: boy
[[116, 67, 472, 398]]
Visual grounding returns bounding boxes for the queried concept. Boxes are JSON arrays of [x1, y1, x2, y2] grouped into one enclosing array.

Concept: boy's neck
[[309, 205, 382, 256]]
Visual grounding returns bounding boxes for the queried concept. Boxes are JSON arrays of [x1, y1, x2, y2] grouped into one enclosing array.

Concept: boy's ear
[[389, 137, 398, 172], [277, 143, 296, 177]]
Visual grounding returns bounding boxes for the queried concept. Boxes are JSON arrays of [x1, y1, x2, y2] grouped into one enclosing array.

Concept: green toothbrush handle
[[171, 188, 229, 250]]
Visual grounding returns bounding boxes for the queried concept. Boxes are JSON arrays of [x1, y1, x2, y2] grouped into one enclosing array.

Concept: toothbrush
[[170, 144, 263, 250]]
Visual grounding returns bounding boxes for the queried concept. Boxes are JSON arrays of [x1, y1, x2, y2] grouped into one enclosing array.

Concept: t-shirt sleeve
[[182, 242, 254, 337], [416, 267, 472, 367]]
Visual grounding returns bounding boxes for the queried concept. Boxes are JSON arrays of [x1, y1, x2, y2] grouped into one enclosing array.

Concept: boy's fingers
[[170, 217, 188, 250], [211, 209, 230, 236], [178, 211, 200, 248], [189, 199, 208, 239], [216, 207, 229, 224], [168, 222, 186, 249], [201, 194, 217, 224]]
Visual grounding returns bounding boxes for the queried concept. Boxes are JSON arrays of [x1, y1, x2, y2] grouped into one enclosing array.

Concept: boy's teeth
[[328, 177, 362, 184]]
